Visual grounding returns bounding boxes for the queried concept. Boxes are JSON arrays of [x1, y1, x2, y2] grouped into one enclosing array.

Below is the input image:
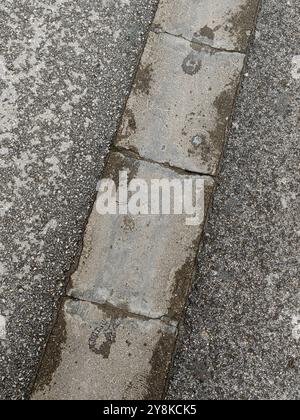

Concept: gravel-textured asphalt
[[168, 0, 300, 400], [0, 0, 158, 400]]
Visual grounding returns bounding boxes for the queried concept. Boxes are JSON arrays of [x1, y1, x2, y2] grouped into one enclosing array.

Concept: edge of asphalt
[[29, 0, 262, 400]]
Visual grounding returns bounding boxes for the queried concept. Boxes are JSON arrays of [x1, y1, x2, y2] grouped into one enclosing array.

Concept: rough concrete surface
[[116, 32, 244, 175], [69, 152, 214, 320], [153, 0, 260, 52], [0, 0, 159, 400], [33, 299, 176, 400], [168, 0, 300, 400]]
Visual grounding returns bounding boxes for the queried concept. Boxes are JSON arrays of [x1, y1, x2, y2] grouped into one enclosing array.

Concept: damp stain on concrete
[[192, 23, 222, 48], [198, 25, 215, 42], [105, 152, 140, 188], [208, 85, 238, 163], [145, 329, 176, 399], [33, 300, 67, 394], [133, 63, 153, 95], [182, 51, 202, 76], [190, 40, 215, 56], [123, 373, 148, 399], [122, 216, 136, 233], [119, 109, 137, 140], [88, 320, 119, 359], [228, 0, 260, 51], [167, 239, 201, 320], [189, 134, 212, 160]]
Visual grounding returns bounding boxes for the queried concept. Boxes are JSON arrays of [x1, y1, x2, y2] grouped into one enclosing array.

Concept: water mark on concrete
[[88, 320, 120, 359]]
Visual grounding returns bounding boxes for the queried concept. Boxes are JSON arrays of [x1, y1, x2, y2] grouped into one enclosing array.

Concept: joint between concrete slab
[[151, 28, 246, 56], [67, 293, 179, 329], [113, 145, 216, 180]]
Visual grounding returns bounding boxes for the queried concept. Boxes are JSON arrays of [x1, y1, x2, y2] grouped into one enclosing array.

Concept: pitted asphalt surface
[[0, 0, 158, 400], [168, 0, 300, 400]]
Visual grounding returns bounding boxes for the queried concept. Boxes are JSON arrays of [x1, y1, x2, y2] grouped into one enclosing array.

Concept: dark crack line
[[67, 293, 179, 329], [151, 28, 246, 55], [113, 145, 216, 180]]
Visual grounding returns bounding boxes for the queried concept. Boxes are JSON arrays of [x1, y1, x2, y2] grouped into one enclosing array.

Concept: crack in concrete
[[67, 294, 178, 329], [113, 145, 216, 180], [151, 28, 246, 55], [29, 0, 263, 401]]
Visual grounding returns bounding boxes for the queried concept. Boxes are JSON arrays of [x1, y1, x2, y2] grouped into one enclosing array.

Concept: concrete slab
[[33, 299, 176, 400], [116, 33, 244, 176], [153, 0, 260, 52], [68, 153, 214, 319]]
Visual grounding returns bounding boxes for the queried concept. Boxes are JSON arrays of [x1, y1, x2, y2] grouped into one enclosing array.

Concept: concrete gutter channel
[[31, 0, 261, 400]]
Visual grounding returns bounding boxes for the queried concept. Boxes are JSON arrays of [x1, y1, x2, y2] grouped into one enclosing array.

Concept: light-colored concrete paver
[[33, 299, 176, 400], [153, 0, 260, 52], [116, 33, 244, 175], [69, 152, 214, 319]]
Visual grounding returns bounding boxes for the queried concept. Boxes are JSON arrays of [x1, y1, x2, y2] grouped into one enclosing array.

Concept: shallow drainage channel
[[32, 0, 261, 400]]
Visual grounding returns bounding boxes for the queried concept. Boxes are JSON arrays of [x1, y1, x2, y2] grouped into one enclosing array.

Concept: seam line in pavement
[[151, 29, 246, 55], [113, 145, 216, 179], [68, 294, 178, 327]]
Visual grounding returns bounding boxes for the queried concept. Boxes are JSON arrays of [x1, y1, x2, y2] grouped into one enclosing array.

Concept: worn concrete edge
[[163, 0, 263, 399], [141, 7, 261, 180], [160, 177, 217, 398], [29, 0, 262, 400], [197, 0, 262, 182], [112, 145, 215, 179], [26, 4, 161, 400]]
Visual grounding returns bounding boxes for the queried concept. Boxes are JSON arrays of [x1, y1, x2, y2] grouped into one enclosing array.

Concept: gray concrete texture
[[168, 0, 300, 400], [69, 152, 214, 320], [153, 0, 259, 52], [0, 0, 159, 400], [116, 32, 245, 175], [33, 299, 176, 400], [33, 151, 214, 399]]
